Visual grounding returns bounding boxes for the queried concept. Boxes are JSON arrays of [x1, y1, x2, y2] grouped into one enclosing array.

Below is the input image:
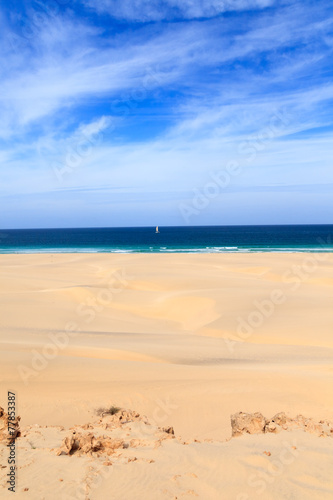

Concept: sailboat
[[155, 226, 160, 233]]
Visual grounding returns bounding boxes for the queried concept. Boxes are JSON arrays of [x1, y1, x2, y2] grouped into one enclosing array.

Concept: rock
[[102, 438, 125, 454], [231, 411, 333, 438], [81, 424, 92, 430], [129, 438, 144, 448], [97, 408, 149, 428], [56, 435, 76, 456], [295, 414, 306, 425], [162, 426, 175, 435], [56, 432, 125, 457], [270, 412, 289, 427], [265, 421, 281, 434], [231, 412, 266, 437], [80, 435, 102, 454]]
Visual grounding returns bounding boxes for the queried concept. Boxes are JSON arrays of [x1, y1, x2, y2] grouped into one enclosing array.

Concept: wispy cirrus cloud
[[1, 1, 331, 137], [83, 0, 277, 21], [0, 0, 333, 227]]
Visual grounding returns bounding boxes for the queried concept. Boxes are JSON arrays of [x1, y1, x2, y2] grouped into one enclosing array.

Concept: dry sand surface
[[0, 252, 333, 499]]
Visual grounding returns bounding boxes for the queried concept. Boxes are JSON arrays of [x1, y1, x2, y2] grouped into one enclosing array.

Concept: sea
[[0, 225, 332, 254]]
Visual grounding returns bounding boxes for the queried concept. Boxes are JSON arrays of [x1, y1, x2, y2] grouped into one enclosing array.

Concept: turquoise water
[[0, 225, 332, 254]]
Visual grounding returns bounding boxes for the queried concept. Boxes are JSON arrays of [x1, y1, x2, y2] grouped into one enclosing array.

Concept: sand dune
[[1, 404, 333, 500], [0, 253, 333, 498]]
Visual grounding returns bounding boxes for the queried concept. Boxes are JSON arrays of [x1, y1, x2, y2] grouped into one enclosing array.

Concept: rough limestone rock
[[56, 432, 125, 457], [270, 412, 291, 429], [231, 411, 333, 438], [231, 412, 266, 437], [100, 409, 149, 428], [56, 435, 76, 456], [0, 406, 21, 444], [161, 426, 175, 435], [265, 421, 281, 433]]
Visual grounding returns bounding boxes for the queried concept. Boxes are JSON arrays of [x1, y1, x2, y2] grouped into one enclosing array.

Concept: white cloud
[[1, 0, 333, 227], [83, 0, 277, 21], [77, 116, 113, 138], [1, 2, 329, 138], [0, 18, 214, 135]]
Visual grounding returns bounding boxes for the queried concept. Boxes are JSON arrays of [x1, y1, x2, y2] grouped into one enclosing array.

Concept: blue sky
[[0, 0, 333, 228]]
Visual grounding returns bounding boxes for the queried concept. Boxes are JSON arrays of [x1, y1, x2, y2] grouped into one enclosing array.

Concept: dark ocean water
[[0, 225, 332, 254]]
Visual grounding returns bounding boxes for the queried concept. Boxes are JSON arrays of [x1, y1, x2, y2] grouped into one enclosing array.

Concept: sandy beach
[[1, 252, 333, 499]]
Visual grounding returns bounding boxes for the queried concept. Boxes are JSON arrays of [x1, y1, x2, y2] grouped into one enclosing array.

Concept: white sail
[[156, 226, 159, 233]]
